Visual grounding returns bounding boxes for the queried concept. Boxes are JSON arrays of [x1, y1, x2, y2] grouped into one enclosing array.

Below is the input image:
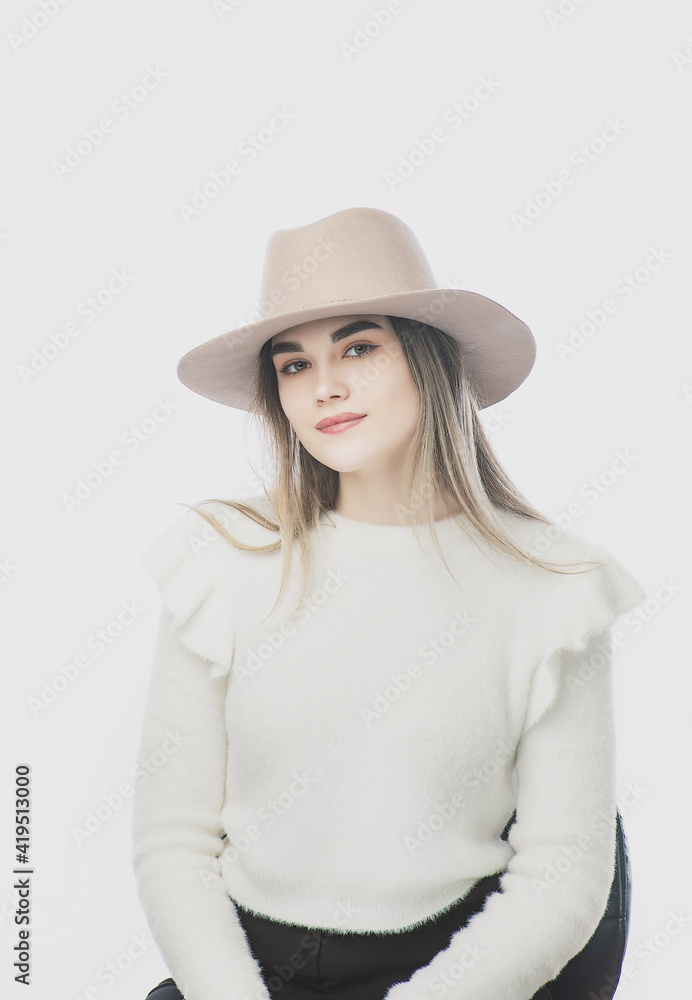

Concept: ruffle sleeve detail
[[141, 503, 239, 680], [521, 539, 647, 738]]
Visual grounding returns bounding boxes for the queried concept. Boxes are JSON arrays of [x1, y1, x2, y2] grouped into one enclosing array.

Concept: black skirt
[[231, 873, 554, 1000]]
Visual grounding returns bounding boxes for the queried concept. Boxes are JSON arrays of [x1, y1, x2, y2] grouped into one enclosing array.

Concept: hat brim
[[176, 288, 536, 411]]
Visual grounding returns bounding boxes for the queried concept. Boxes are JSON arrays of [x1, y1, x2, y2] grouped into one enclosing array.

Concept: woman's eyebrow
[[270, 320, 383, 358]]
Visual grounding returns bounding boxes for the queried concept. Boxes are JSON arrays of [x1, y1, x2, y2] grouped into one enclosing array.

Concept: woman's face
[[269, 314, 420, 475]]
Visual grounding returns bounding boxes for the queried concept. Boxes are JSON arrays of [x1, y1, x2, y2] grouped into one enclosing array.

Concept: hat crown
[[258, 207, 438, 319]]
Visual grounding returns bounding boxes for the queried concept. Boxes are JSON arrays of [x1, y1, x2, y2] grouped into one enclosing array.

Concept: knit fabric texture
[[131, 498, 646, 1000]]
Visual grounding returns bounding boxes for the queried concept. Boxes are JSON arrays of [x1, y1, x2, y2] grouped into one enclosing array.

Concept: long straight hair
[[182, 315, 604, 626]]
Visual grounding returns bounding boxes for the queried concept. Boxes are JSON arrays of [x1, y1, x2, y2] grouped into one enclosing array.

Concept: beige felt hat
[[176, 206, 536, 412]]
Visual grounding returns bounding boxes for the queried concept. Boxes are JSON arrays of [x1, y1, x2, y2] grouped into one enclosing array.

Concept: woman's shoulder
[[491, 506, 592, 562], [492, 506, 638, 576], [491, 505, 647, 639], [141, 495, 280, 677], [490, 508, 647, 738], [189, 495, 280, 548], [143, 494, 278, 561]]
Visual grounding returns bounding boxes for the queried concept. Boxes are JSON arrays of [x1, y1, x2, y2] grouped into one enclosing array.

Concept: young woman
[[131, 207, 646, 1000]]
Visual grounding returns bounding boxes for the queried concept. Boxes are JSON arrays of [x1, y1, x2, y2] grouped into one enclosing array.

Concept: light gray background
[[2, 1, 690, 997]]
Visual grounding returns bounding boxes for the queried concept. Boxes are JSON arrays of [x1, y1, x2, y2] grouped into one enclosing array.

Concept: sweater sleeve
[[131, 507, 271, 1000], [382, 628, 620, 1000], [382, 550, 646, 1000]]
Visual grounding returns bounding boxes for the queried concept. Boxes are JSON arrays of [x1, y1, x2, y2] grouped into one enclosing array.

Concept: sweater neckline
[[320, 508, 464, 532]]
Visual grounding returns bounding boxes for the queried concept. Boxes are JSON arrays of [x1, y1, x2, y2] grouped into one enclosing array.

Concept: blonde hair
[[180, 315, 606, 626]]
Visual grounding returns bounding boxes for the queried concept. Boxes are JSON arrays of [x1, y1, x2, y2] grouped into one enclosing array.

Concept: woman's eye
[[279, 359, 307, 375], [277, 342, 377, 377], [345, 343, 374, 358]]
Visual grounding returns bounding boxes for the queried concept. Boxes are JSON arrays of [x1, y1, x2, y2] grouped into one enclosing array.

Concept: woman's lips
[[317, 415, 366, 434]]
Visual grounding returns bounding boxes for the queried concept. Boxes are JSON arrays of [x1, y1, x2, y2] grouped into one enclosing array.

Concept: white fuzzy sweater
[[131, 499, 646, 1000]]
